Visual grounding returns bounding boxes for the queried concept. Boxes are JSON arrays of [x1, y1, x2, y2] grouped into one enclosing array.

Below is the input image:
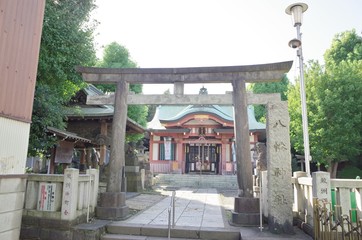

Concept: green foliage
[[337, 165, 362, 179], [38, 0, 97, 86], [289, 30, 362, 172], [324, 29, 362, 65], [29, 84, 65, 156], [96, 42, 137, 93], [29, 0, 97, 156], [314, 61, 362, 164], [99, 42, 137, 68], [97, 42, 148, 142], [248, 74, 289, 122]]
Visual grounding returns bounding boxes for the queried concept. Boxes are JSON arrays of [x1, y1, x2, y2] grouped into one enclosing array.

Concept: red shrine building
[[147, 88, 266, 175]]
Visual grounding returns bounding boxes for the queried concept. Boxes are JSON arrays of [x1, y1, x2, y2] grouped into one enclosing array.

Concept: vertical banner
[[164, 137, 172, 160]]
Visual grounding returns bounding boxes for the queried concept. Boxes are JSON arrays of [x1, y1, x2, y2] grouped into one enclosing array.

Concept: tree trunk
[[331, 162, 338, 178], [327, 162, 338, 178]]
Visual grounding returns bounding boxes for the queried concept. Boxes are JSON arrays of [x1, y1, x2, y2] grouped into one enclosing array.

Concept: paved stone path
[[125, 188, 225, 228], [100, 188, 313, 239]]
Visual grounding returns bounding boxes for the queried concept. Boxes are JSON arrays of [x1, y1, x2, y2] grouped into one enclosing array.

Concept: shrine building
[[147, 87, 266, 175]]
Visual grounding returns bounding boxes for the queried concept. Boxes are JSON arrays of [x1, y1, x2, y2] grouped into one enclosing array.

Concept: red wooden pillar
[[221, 138, 228, 174], [175, 139, 183, 173]]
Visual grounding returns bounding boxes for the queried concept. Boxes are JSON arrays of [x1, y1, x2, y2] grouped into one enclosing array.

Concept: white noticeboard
[[37, 183, 56, 211]]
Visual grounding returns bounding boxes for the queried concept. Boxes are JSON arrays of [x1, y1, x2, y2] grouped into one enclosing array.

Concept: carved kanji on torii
[[76, 61, 292, 223]]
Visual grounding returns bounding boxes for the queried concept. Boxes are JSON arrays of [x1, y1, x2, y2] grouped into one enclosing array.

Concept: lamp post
[[286, 3, 311, 177]]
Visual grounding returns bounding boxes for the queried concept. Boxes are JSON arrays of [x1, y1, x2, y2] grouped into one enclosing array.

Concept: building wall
[[0, 0, 45, 122], [0, 118, 31, 174], [0, 1, 45, 239], [67, 120, 104, 142]]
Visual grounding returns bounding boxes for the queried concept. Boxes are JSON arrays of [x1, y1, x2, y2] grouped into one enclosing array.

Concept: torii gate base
[[232, 197, 260, 226], [96, 192, 129, 220]]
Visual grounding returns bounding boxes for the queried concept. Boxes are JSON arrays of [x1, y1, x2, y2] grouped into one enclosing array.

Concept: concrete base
[[231, 197, 260, 226], [96, 192, 129, 220]]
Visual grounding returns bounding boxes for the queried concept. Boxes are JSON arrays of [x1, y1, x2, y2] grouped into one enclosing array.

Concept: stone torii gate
[[76, 61, 292, 227]]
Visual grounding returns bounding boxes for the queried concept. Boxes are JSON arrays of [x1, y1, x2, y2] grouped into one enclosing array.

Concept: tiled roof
[[148, 104, 265, 131], [47, 127, 91, 143], [65, 84, 145, 133]]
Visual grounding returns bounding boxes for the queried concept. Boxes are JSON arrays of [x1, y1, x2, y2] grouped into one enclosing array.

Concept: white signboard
[[37, 183, 56, 211]]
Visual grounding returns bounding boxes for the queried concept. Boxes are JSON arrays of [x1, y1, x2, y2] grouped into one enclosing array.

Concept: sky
[[92, 0, 362, 94]]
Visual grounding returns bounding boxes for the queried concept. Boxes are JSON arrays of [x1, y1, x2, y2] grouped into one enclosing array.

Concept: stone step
[[101, 234, 198, 240], [154, 174, 238, 189], [104, 223, 240, 240]]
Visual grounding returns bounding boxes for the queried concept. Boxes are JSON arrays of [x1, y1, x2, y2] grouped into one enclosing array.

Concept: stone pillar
[[312, 171, 331, 202], [61, 168, 79, 221], [266, 101, 294, 234], [232, 80, 253, 197], [96, 81, 129, 220], [174, 82, 184, 96], [231, 80, 259, 226]]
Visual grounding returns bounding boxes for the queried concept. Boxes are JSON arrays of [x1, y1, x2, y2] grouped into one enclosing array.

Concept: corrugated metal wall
[[0, 0, 45, 123]]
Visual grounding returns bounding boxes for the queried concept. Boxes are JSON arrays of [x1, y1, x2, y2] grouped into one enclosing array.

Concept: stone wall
[[21, 214, 91, 240]]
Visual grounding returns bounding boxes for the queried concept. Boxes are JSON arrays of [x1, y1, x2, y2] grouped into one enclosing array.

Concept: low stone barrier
[[260, 171, 362, 237], [20, 168, 99, 240]]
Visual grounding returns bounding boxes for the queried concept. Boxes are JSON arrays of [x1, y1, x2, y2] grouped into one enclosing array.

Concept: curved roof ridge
[[211, 105, 233, 119], [161, 105, 233, 123]]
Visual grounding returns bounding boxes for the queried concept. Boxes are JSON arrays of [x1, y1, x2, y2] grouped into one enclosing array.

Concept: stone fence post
[[293, 171, 308, 214], [86, 169, 99, 212], [312, 171, 331, 202], [61, 168, 79, 220]]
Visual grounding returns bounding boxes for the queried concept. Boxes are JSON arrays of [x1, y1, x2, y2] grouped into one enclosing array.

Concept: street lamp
[[286, 3, 311, 177]]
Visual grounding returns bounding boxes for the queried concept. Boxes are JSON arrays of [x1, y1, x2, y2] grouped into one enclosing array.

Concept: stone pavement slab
[[124, 188, 225, 228], [115, 187, 313, 239]]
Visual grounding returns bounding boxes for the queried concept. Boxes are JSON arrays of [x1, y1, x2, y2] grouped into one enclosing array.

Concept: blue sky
[[92, 0, 362, 94]]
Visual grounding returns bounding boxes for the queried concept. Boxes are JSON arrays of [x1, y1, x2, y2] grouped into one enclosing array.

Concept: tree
[[28, 0, 97, 156], [289, 30, 362, 178], [97, 42, 148, 142], [248, 74, 289, 122], [96, 42, 137, 93], [324, 29, 362, 66]]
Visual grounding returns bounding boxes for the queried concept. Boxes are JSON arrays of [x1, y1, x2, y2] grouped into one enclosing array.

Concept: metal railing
[[168, 190, 176, 239]]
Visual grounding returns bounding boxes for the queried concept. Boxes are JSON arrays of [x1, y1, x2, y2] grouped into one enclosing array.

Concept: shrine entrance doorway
[[185, 143, 220, 174]]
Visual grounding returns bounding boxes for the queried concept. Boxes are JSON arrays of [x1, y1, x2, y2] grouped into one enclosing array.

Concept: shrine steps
[[101, 224, 241, 240], [153, 174, 238, 189]]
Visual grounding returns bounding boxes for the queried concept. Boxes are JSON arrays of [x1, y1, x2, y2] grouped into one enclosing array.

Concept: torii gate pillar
[[96, 81, 129, 219], [231, 79, 260, 225]]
